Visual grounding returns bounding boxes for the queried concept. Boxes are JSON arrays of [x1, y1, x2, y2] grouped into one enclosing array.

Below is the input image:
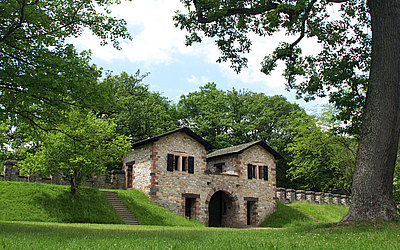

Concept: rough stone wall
[[206, 154, 241, 176], [236, 145, 277, 225], [1, 160, 125, 189], [276, 187, 350, 206], [123, 144, 152, 193], [138, 134, 278, 227], [149, 132, 209, 221]]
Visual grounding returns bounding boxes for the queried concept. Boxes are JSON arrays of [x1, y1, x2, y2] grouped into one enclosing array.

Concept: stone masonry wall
[[236, 145, 277, 225], [276, 187, 350, 206], [150, 132, 209, 222], [1, 160, 126, 189], [123, 144, 152, 193], [134, 133, 279, 227]]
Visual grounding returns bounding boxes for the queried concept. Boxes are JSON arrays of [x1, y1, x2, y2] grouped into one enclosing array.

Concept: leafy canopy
[[286, 111, 356, 194], [19, 109, 131, 194], [0, 0, 131, 129], [101, 72, 180, 143], [174, 0, 370, 135]]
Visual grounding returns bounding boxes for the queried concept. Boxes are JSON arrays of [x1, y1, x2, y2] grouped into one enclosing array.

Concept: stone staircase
[[102, 191, 140, 225]]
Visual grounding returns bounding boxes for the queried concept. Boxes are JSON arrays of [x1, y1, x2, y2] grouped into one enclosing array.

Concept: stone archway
[[208, 190, 237, 227]]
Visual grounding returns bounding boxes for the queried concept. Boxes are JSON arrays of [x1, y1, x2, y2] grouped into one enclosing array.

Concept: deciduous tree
[[1, 0, 131, 130], [286, 113, 356, 194], [19, 109, 131, 194], [175, 0, 400, 221], [101, 72, 180, 143]]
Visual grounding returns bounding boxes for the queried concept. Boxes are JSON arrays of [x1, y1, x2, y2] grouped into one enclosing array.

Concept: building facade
[[123, 127, 281, 227]]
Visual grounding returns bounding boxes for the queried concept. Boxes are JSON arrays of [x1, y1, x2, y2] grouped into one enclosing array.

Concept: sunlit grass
[[0, 181, 122, 224], [289, 201, 349, 223], [1, 220, 399, 249]]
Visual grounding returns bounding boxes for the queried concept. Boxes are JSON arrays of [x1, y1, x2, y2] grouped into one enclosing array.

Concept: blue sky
[[70, 0, 331, 114]]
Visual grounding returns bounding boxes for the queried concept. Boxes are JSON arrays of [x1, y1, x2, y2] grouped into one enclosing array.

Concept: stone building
[[123, 127, 282, 227]]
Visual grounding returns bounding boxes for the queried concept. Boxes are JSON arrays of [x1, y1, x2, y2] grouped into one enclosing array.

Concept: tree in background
[[178, 83, 307, 187], [175, 0, 400, 221], [19, 109, 131, 194], [1, 0, 131, 131], [286, 113, 356, 195], [101, 72, 180, 143]]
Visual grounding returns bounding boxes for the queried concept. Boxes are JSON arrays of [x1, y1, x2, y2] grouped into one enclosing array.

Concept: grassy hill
[[113, 189, 203, 227], [0, 181, 201, 226], [0, 181, 348, 228], [0, 181, 123, 224], [261, 201, 349, 228]]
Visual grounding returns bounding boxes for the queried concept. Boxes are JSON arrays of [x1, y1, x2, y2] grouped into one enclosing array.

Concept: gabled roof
[[131, 127, 216, 150], [207, 140, 283, 160]]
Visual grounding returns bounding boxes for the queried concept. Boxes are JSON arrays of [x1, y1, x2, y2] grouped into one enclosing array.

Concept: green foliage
[[19, 109, 131, 194], [114, 189, 203, 227], [177, 83, 307, 188], [289, 202, 349, 224], [260, 202, 318, 228], [286, 112, 356, 194], [0, 181, 122, 224], [101, 72, 180, 143], [175, 0, 370, 135], [177, 83, 308, 187], [2, 220, 400, 249], [1, 0, 130, 130]]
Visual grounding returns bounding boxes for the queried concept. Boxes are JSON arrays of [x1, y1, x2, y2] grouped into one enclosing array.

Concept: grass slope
[[0, 181, 202, 227], [261, 201, 349, 228], [113, 189, 203, 227], [1, 220, 400, 249], [289, 201, 349, 223], [0, 181, 123, 224], [261, 201, 318, 228]]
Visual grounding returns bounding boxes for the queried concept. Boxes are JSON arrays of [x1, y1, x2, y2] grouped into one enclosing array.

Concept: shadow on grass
[[31, 187, 123, 224], [260, 202, 319, 228]]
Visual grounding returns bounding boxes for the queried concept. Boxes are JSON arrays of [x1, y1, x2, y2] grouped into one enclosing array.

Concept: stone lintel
[[244, 197, 259, 202], [182, 193, 200, 199]]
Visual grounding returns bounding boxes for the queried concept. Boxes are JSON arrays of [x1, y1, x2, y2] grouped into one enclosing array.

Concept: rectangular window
[[214, 163, 224, 173], [174, 155, 179, 170], [248, 163, 268, 181], [248, 164, 253, 179], [258, 166, 263, 180], [264, 166, 268, 181], [182, 156, 187, 171], [167, 153, 194, 173]]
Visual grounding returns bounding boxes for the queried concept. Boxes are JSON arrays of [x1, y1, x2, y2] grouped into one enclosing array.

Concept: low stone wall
[[276, 187, 350, 206], [1, 160, 126, 189]]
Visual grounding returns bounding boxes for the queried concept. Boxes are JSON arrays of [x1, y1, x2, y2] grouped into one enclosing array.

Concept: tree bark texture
[[342, 0, 400, 221]]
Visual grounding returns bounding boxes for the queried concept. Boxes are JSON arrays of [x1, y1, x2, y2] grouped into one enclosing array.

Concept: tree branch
[[194, 1, 280, 23]]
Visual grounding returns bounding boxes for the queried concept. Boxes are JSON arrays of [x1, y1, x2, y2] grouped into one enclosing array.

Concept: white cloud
[[187, 75, 210, 86], [70, 0, 201, 66], [69, 0, 327, 111]]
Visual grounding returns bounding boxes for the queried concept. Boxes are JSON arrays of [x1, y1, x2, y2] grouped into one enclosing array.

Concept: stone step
[[101, 191, 140, 226]]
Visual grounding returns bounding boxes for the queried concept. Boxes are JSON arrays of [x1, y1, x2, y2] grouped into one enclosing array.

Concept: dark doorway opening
[[185, 197, 196, 219], [246, 200, 257, 226], [126, 162, 134, 189], [208, 191, 234, 227]]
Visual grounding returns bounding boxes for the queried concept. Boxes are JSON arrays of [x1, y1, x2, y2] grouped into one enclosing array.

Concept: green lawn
[[289, 201, 349, 223], [0, 181, 200, 226], [0, 181, 122, 224], [112, 189, 203, 227], [261, 201, 319, 228], [1, 220, 399, 249]]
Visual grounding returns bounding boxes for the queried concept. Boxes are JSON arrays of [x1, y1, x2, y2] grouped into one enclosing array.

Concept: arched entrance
[[208, 190, 235, 227]]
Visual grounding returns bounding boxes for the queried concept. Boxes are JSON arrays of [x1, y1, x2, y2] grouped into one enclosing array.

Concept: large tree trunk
[[342, 0, 400, 221]]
